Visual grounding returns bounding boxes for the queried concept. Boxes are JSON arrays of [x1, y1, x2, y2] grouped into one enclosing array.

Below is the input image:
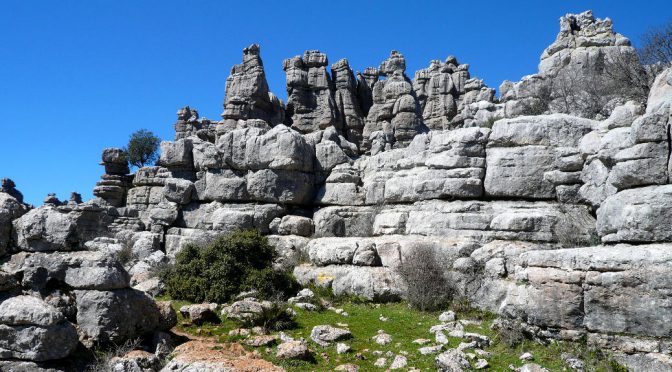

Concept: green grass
[[167, 297, 626, 371]]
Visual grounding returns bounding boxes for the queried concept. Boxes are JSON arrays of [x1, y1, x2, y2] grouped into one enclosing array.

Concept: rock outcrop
[[1, 10, 669, 371], [0, 182, 174, 367]]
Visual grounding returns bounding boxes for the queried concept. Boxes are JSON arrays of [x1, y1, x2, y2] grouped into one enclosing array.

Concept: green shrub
[[241, 301, 297, 332], [244, 267, 300, 300], [160, 230, 298, 304]]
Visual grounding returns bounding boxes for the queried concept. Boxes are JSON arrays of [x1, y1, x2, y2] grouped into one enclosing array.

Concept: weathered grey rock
[[217, 124, 314, 172], [221, 299, 271, 320], [646, 67, 672, 115], [75, 289, 162, 346], [147, 202, 179, 227], [0, 321, 78, 362], [133, 166, 172, 187], [276, 340, 310, 360], [496, 244, 672, 346], [294, 264, 402, 301], [597, 185, 672, 243], [485, 114, 594, 199], [614, 352, 672, 372], [246, 169, 314, 205], [163, 178, 194, 205], [221, 44, 284, 126], [179, 303, 219, 325], [310, 325, 352, 346], [4, 250, 130, 291], [0, 296, 78, 361], [276, 215, 313, 237], [158, 138, 194, 171], [372, 329, 392, 345], [12, 205, 111, 252], [155, 301, 178, 331], [283, 51, 337, 134], [332, 59, 366, 146], [436, 349, 471, 371], [362, 51, 426, 152], [108, 350, 160, 372], [0, 192, 29, 255], [1, 178, 24, 203]]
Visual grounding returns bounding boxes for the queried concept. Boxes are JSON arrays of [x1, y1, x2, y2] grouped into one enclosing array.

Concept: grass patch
[[168, 298, 625, 371]]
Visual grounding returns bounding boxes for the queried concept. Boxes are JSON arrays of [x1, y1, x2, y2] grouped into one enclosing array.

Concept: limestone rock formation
[[500, 10, 644, 119], [363, 51, 426, 153], [332, 58, 366, 146], [283, 50, 338, 134], [221, 44, 284, 129], [93, 148, 132, 207], [2, 10, 670, 371], [174, 106, 215, 141]]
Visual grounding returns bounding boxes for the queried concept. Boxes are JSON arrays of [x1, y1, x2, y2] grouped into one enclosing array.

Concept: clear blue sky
[[2, 0, 671, 206]]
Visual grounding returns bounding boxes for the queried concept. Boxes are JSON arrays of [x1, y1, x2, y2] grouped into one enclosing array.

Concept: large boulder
[[75, 289, 162, 346], [12, 205, 111, 252], [0, 296, 78, 361], [597, 185, 672, 243], [3, 251, 130, 291]]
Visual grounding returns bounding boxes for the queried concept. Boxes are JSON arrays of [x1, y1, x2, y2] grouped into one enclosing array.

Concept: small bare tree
[[397, 246, 453, 311], [639, 20, 672, 66]]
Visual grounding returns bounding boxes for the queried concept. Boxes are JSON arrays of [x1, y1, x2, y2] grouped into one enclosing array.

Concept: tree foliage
[[160, 230, 299, 304], [125, 129, 160, 168]]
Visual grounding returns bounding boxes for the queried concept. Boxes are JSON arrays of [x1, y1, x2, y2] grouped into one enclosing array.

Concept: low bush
[[241, 301, 297, 332], [160, 230, 298, 304]]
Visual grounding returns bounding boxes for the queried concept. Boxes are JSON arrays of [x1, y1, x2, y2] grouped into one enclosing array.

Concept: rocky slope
[[1, 10, 672, 371]]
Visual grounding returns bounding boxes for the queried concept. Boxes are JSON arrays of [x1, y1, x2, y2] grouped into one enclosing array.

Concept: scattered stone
[[439, 311, 456, 323], [436, 349, 471, 371], [475, 349, 492, 358], [335, 364, 360, 372], [561, 353, 586, 371], [288, 288, 315, 304], [517, 364, 550, 372], [374, 357, 387, 368], [436, 330, 450, 345], [390, 355, 408, 369], [310, 325, 352, 346], [276, 340, 310, 360], [221, 299, 272, 320], [419, 345, 443, 355], [459, 319, 483, 326], [520, 352, 534, 361], [379, 315, 389, 322], [295, 302, 318, 311], [245, 335, 278, 347], [179, 303, 219, 325], [336, 342, 351, 354], [413, 338, 431, 344], [229, 328, 251, 337], [372, 330, 392, 345], [457, 341, 478, 351], [475, 358, 489, 369], [278, 332, 294, 342], [430, 322, 464, 334]]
